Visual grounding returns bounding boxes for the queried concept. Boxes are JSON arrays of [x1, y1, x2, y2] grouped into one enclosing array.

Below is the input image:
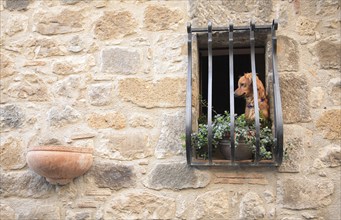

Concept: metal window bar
[[186, 19, 283, 167]]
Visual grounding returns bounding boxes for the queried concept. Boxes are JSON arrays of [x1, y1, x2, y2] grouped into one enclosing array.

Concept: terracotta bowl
[[26, 146, 93, 185]]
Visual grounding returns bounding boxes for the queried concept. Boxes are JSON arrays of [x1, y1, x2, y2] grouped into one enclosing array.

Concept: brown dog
[[234, 73, 269, 121]]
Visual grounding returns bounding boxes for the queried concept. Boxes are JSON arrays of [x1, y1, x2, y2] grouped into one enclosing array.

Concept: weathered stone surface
[[87, 83, 112, 106], [101, 48, 140, 75], [47, 105, 81, 127], [279, 125, 312, 173], [329, 78, 341, 105], [118, 77, 186, 108], [190, 189, 229, 219], [52, 61, 83, 75], [129, 114, 154, 128], [67, 35, 84, 53], [53, 75, 82, 99], [94, 11, 137, 40], [152, 34, 187, 74], [280, 72, 311, 123], [239, 192, 266, 219], [4, 0, 29, 10], [313, 41, 341, 69], [66, 210, 92, 220], [16, 203, 60, 220], [0, 104, 25, 131], [316, 109, 341, 140], [104, 191, 175, 219], [0, 53, 16, 78], [3, 15, 26, 36], [25, 38, 65, 58], [279, 177, 334, 210], [7, 74, 50, 101], [190, 0, 272, 26], [89, 161, 135, 190], [318, 144, 341, 168], [155, 111, 185, 158], [87, 112, 126, 129], [144, 5, 183, 31], [277, 36, 299, 72], [296, 16, 318, 36], [108, 132, 153, 160], [310, 87, 324, 108], [35, 9, 84, 35], [61, 0, 82, 4], [0, 137, 26, 170], [144, 161, 210, 190], [0, 170, 54, 198], [0, 204, 15, 220]]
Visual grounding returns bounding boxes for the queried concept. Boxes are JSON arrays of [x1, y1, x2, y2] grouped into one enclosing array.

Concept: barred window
[[185, 20, 283, 167]]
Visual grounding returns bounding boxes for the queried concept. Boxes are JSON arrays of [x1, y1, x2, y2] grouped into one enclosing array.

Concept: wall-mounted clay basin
[[26, 146, 93, 185]]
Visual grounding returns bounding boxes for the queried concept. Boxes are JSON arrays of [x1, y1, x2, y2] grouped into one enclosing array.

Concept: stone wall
[[0, 0, 340, 219]]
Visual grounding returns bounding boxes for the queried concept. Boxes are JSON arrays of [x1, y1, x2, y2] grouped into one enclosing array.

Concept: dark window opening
[[199, 48, 265, 118]]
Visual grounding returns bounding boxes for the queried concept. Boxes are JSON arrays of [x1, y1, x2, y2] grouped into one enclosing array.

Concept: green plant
[[190, 111, 274, 160]]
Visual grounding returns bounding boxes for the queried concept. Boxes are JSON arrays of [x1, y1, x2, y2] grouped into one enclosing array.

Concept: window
[[185, 20, 283, 167]]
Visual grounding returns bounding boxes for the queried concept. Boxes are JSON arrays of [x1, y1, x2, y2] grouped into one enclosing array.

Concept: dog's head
[[234, 73, 253, 98], [234, 73, 266, 99]]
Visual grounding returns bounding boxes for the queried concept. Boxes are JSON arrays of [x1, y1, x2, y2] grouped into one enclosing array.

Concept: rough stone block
[[95, 11, 137, 40], [53, 75, 82, 99], [0, 104, 25, 131], [4, 0, 29, 10], [34, 9, 84, 35], [8, 74, 50, 102], [280, 72, 311, 123], [316, 109, 341, 140], [144, 5, 183, 31], [0, 137, 26, 170], [239, 192, 266, 219], [104, 191, 176, 219], [296, 16, 318, 36], [52, 61, 82, 75], [101, 48, 140, 75], [277, 36, 299, 72], [16, 204, 60, 220], [155, 111, 185, 159], [191, 190, 229, 220], [24, 38, 65, 58], [0, 204, 15, 220], [118, 77, 186, 108], [329, 78, 341, 105], [0, 53, 16, 78], [310, 87, 325, 108], [152, 34, 187, 74], [313, 40, 341, 69], [129, 114, 154, 128], [318, 144, 341, 168], [107, 132, 153, 160], [89, 160, 135, 190], [0, 170, 54, 198], [87, 83, 112, 106], [279, 177, 334, 210], [279, 125, 312, 173], [144, 161, 210, 190], [47, 105, 81, 127], [87, 111, 126, 129]]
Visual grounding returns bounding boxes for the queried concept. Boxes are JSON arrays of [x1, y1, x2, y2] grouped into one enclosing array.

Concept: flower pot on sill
[[26, 146, 93, 185], [219, 139, 252, 160]]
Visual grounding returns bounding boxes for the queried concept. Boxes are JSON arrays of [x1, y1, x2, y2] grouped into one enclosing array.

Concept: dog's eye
[[240, 83, 245, 87]]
